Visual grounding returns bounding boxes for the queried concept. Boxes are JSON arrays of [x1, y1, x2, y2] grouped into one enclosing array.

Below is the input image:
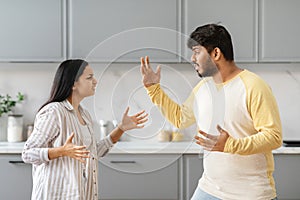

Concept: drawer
[[98, 154, 180, 200]]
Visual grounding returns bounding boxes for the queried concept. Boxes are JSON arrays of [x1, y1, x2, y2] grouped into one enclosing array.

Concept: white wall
[[0, 62, 299, 142]]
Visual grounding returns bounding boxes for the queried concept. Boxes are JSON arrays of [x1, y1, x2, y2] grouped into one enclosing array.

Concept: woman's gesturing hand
[[118, 107, 148, 131], [62, 132, 90, 163]]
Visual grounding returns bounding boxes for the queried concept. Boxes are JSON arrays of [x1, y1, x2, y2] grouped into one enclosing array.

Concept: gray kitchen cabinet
[[182, 0, 258, 62], [273, 154, 300, 200], [68, 0, 179, 62], [0, 0, 66, 62], [0, 154, 32, 199], [183, 154, 204, 200], [98, 154, 181, 200], [259, 0, 300, 62]]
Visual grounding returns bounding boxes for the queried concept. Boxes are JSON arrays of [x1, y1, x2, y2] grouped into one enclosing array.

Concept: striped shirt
[[22, 100, 114, 200]]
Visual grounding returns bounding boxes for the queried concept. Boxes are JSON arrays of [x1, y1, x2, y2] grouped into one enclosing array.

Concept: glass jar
[[26, 124, 34, 139], [7, 114, 23, 142]]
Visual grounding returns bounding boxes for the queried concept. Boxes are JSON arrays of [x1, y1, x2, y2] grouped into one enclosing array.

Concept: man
[[140, 24, 282, 200]]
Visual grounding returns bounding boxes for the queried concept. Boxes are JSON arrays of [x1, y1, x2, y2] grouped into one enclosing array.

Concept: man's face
[[191, 45, 218, 77]]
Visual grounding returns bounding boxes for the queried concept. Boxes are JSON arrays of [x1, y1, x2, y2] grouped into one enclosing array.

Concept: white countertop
[[1, 141, 300, 154]]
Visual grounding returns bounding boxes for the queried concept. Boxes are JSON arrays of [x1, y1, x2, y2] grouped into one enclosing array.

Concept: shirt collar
[[62, 100, 91, 126], [62, 99, 74, 111]]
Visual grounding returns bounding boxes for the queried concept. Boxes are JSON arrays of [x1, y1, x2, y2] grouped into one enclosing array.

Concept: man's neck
[[213, 61, 242, 83]]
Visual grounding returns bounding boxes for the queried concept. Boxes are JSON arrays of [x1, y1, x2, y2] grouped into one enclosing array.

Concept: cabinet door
[[259, 0, 300, 62], [98, 154, 180, 200], [0, 154, 32, 199], [69, 0, 179, 62], [183, 154, 204, 200], [0, 0, 66, 61], [273, 154, 300, 200], [183, 0, 258, 62]]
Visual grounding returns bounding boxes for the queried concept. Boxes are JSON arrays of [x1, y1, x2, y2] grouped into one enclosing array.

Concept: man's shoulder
[[240, 70, 272, 94], [240, 70, 269, 87]]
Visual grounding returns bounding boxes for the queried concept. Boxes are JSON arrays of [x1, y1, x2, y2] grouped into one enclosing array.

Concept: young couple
[[23, 24, 281, 200]]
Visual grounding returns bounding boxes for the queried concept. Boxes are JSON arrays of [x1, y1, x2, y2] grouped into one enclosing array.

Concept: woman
[[22, 59, 148, 200]]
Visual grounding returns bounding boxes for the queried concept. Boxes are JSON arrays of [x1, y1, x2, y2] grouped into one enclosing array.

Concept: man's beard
[[195, 57, 218, 78]]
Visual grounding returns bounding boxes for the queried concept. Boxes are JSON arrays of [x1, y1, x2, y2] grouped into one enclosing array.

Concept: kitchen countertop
[[1, 141, 300, 154]]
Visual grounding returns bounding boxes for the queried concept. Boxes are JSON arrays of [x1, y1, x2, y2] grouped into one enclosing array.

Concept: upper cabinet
[[68, 0, 179, 62], [259, 0, 300, 62], [1, 0, 299, 63], [0, 0, 66, 62], [182, 0, 258, 62]]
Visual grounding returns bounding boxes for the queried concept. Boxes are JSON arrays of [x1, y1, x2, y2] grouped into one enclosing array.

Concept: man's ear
[[211, 47, 222, 61]]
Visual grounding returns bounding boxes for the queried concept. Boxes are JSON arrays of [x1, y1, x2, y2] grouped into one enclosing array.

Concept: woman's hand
[[118, 107, 148, 131], [48, 132, 90, 163]]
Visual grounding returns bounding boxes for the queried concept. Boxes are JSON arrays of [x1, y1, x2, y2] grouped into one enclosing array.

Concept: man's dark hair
[[187, 24, 234, 61]]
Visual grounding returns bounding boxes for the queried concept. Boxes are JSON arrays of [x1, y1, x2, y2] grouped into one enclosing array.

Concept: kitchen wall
[[0, 62, 299, 142]]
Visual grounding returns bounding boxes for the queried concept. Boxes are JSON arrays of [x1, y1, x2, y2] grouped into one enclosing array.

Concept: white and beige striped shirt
[[22, 100, 114, 200]]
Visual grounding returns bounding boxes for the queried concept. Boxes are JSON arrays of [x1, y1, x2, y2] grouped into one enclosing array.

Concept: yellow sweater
[[146, 70, 282, 200]]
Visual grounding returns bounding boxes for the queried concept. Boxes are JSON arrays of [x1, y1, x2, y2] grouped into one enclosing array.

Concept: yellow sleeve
[[224, 74, 282, 155], [146, 83, 198, 129]]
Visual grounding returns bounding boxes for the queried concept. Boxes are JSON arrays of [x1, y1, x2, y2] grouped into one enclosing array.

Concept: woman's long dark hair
[[39, 59, 89, 111]]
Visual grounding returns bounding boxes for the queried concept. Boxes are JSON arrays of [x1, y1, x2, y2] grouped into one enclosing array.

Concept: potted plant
[[0, 92, 24, 141]]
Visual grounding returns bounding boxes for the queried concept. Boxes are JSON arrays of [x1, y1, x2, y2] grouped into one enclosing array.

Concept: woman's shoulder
[[37, 102, 66, 117]]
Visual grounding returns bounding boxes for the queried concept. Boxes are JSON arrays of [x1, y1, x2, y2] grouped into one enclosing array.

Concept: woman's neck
[[67, 95, 82, 111]]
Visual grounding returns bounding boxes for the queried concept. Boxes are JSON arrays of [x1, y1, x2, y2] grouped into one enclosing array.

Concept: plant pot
[[7, 114, 23, 142]]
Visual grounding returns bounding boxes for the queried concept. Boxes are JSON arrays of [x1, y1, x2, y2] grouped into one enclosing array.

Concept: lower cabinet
[[1, 153, 299, 200], [273, 154, 300, 200], [98, 154, 181, 200], [0, 154, 32, 199], [183, 155, 204, 200]]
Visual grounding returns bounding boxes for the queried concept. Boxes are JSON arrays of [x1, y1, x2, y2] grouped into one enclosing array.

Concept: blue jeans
[[190, 187, 221, 200], [191, 187, 278, 200]]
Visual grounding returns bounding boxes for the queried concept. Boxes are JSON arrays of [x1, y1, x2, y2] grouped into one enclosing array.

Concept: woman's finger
[[66, 132, 75, 143], [138, 118, 148, 124], [123, 107, 130, 116], [74, 145, 87, 150], [136, 113, 148, 121], [134, 110, 146, 117]]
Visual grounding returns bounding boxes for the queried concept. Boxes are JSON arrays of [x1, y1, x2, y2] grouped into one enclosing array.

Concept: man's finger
[[156, 65, 161, 75], [140, 56, 147, 75], [145, 56, 150, 69], [198, 129, 218, 140], [217, 125, 225, 134]]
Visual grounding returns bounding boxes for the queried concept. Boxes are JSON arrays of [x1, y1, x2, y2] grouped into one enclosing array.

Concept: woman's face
[[73, 65, 97, 98]]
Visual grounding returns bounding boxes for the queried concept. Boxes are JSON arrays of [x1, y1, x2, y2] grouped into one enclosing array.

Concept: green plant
[[0, 92, 24, 117]]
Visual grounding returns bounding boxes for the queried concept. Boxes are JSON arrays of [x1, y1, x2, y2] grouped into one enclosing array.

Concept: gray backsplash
[[0, 62, 299, 141]]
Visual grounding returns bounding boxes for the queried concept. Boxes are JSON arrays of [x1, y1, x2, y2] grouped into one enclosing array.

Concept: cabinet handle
[[9, 160, 25, 164], [110, 161, 136, 164]]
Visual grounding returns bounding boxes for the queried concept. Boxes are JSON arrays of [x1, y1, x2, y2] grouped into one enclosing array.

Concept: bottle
[[99, 120, 108, 139], [26, 124, 34, 139], [7, 114, 23, 142]]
